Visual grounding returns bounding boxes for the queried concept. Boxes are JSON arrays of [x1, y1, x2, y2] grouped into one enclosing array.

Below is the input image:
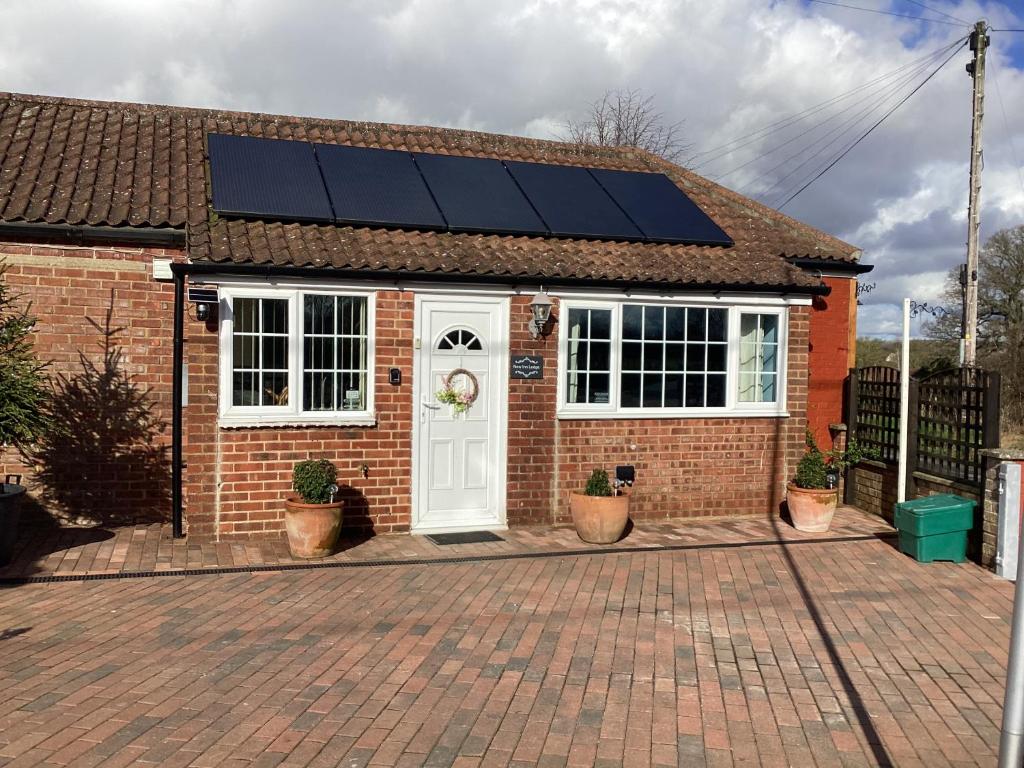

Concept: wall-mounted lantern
[[528, 288, 554, 339]]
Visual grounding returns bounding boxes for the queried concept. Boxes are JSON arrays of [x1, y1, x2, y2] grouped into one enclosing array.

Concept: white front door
[[412, 295, 509, 532]]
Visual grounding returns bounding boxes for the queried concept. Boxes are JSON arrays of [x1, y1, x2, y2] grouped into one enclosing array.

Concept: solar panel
[[207, 134, 333, 222], [589, 168, 733, 246], [414, 153, 547, 236], [504, 161, 643, 241], [315, 144, 445, 230]]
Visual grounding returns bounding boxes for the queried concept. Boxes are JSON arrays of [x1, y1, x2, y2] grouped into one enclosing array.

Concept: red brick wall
[[0, 240, 179, 527], [808, 276, 857, 447], [183, 290, 414, 538], [3, 237, 813, 538], [553, 305, 810, 521]]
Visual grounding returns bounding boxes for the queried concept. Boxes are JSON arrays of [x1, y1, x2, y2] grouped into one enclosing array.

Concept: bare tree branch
[[561, 88, 690, 164]]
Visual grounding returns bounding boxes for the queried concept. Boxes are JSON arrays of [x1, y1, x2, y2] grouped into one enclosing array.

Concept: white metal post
[[998, 530, 1024, 767], [897, 298, 911, 504]]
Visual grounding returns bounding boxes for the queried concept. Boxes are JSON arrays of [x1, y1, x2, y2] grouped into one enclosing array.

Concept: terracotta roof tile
[[0, 92, 860, 288], [189, 219, 820, 290]]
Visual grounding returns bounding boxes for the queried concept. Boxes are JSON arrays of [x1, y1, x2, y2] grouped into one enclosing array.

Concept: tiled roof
[[0, 92, 860, 288], [190, 219, 820, 289]]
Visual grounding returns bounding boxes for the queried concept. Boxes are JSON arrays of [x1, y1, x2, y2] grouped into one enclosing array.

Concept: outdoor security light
[[528, 288, 554, 339]]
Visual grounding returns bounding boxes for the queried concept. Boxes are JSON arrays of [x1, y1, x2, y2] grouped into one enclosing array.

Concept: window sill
[[556, 409, 790, 420], [218, 413, 377, 429]]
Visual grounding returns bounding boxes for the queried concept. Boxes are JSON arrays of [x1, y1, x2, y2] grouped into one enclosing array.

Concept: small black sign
[[510, 355, 544, 379]]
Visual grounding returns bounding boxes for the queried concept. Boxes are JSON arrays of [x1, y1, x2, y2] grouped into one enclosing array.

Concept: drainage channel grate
[[0, 533, 895, 586]]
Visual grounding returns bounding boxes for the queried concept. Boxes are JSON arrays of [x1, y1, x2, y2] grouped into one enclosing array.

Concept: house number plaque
[[510, 355, 543, 379]]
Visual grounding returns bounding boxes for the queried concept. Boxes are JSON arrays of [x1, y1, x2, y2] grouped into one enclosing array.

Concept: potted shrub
[[0, 264, 50, 565], [284, 459, 344, 558], [787, 430, 875, 532], [570, 469, 630, 544]]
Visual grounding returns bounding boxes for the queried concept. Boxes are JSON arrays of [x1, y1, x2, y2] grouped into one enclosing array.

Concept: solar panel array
[[207, 133, 733, 246]]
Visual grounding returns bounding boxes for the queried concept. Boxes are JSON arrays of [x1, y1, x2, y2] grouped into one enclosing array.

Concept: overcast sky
[[2, 0, 1022, 337]]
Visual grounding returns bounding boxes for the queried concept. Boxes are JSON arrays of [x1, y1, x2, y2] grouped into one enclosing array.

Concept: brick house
[[0, 93, 870, 540]]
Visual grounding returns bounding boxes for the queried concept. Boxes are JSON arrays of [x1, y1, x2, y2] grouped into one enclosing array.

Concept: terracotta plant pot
[[569, 492, 630, 544], [283, 496, 344, 558], [0, 483, 26, 566], [786, 483, 839, 533]]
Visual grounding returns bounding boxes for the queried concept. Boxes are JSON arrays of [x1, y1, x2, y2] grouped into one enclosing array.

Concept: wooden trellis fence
[[846, 365, 1000, 494]]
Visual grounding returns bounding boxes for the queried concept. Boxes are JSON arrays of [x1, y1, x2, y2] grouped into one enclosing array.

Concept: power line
[[776, 39, 966, 209], [808, 0, 965, 26], [742, 49, 951, 194], [759, 52, 947, 203], [690, 37, 966, 170], [712, 39, 964, 184], [988, 56, 1024, 200], [901, 0, 971, 26]]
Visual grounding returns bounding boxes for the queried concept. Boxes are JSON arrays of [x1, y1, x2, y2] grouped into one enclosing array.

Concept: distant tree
[[856, 337, 954, 374], [925, 225, 1024, 423], [562, 88, 689, 163]]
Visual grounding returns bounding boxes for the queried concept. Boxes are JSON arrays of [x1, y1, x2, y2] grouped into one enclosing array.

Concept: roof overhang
[[171, 260, 831, 296], [786, 256, 873, 276]]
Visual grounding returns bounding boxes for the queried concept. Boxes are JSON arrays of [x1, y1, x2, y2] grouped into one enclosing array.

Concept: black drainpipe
[[171, 271, 185, 538]]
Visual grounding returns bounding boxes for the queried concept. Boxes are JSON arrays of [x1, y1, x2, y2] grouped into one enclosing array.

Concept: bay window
[[219, 287, 374, 425], [558, 300, 787, 417]]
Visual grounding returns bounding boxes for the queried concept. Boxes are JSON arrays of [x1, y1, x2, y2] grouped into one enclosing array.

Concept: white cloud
[[0, 0, 1021, 339]]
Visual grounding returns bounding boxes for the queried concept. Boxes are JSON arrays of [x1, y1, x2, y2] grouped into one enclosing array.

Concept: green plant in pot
[[284, 459, 344, 558], [569, 468, 630, 544], [0, 264, 50, 565], [786, 430, 876, 532]]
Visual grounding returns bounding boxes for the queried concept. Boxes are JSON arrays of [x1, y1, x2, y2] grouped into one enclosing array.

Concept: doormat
[[426, 531, 505, 546]]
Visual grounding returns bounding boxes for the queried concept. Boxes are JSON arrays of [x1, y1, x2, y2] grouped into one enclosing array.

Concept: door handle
[[421, 395, 440, 423]]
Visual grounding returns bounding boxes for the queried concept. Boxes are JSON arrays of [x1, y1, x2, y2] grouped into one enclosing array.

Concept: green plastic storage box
[[893, 493, 976, 564]]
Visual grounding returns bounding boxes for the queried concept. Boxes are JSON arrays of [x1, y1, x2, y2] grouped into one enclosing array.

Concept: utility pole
[[962, 19, 989, 367]]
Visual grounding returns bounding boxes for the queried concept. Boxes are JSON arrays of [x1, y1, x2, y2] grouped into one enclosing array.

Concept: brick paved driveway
[[0, 536, 1014, 767]]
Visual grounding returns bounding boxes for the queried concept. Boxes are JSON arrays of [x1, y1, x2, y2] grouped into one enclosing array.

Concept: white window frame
[[218, 286, 376, 427], [556, 299, 789, 419]]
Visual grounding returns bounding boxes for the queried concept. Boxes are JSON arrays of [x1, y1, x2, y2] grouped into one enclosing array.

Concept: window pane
[[707, 374, 727, 407], [301, 295, 368, 413], [304, 371, 335, 411], [235, 298, 258, 333], [664, 343, 685, 372], [262, 372, 288, 406], [263, 299, 288, 334], [338, 372, 366, 410], [623, 305, 643, 339], [642, 374, 663, 407], [708, 309, 727, 342], [685, 344, 705, 372], [707, 344, 727, 372], [304, 294, 334, 335], [589, 374, 610, 404], [571, 342, 589, 371], [621, 373, 641, 407], [687, 308, 706, 341], [338, 296, 365, 336], [666, 308, 686, 341], [233, 335, 256, 370], [567, 308, 588, 340], [738, 312, 780, 404], [233, 372, 257, 406], [590, 340, 610, 371], [643, 306, 664, 340], [262, 337, 288, 371], [566, 371, 587, 404], [642, 343, 663, 371], [622, 342, 642, 371], [685, 375, 705, 407], [664, 374, 684, 407], [590, 310, 611, 339]]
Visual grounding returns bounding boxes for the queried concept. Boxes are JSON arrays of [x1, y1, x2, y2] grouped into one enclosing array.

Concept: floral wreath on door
[[436, 368, 479, 414]]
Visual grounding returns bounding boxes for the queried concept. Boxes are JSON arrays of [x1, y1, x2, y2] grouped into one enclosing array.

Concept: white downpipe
[[897, 298, 911, 504]]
